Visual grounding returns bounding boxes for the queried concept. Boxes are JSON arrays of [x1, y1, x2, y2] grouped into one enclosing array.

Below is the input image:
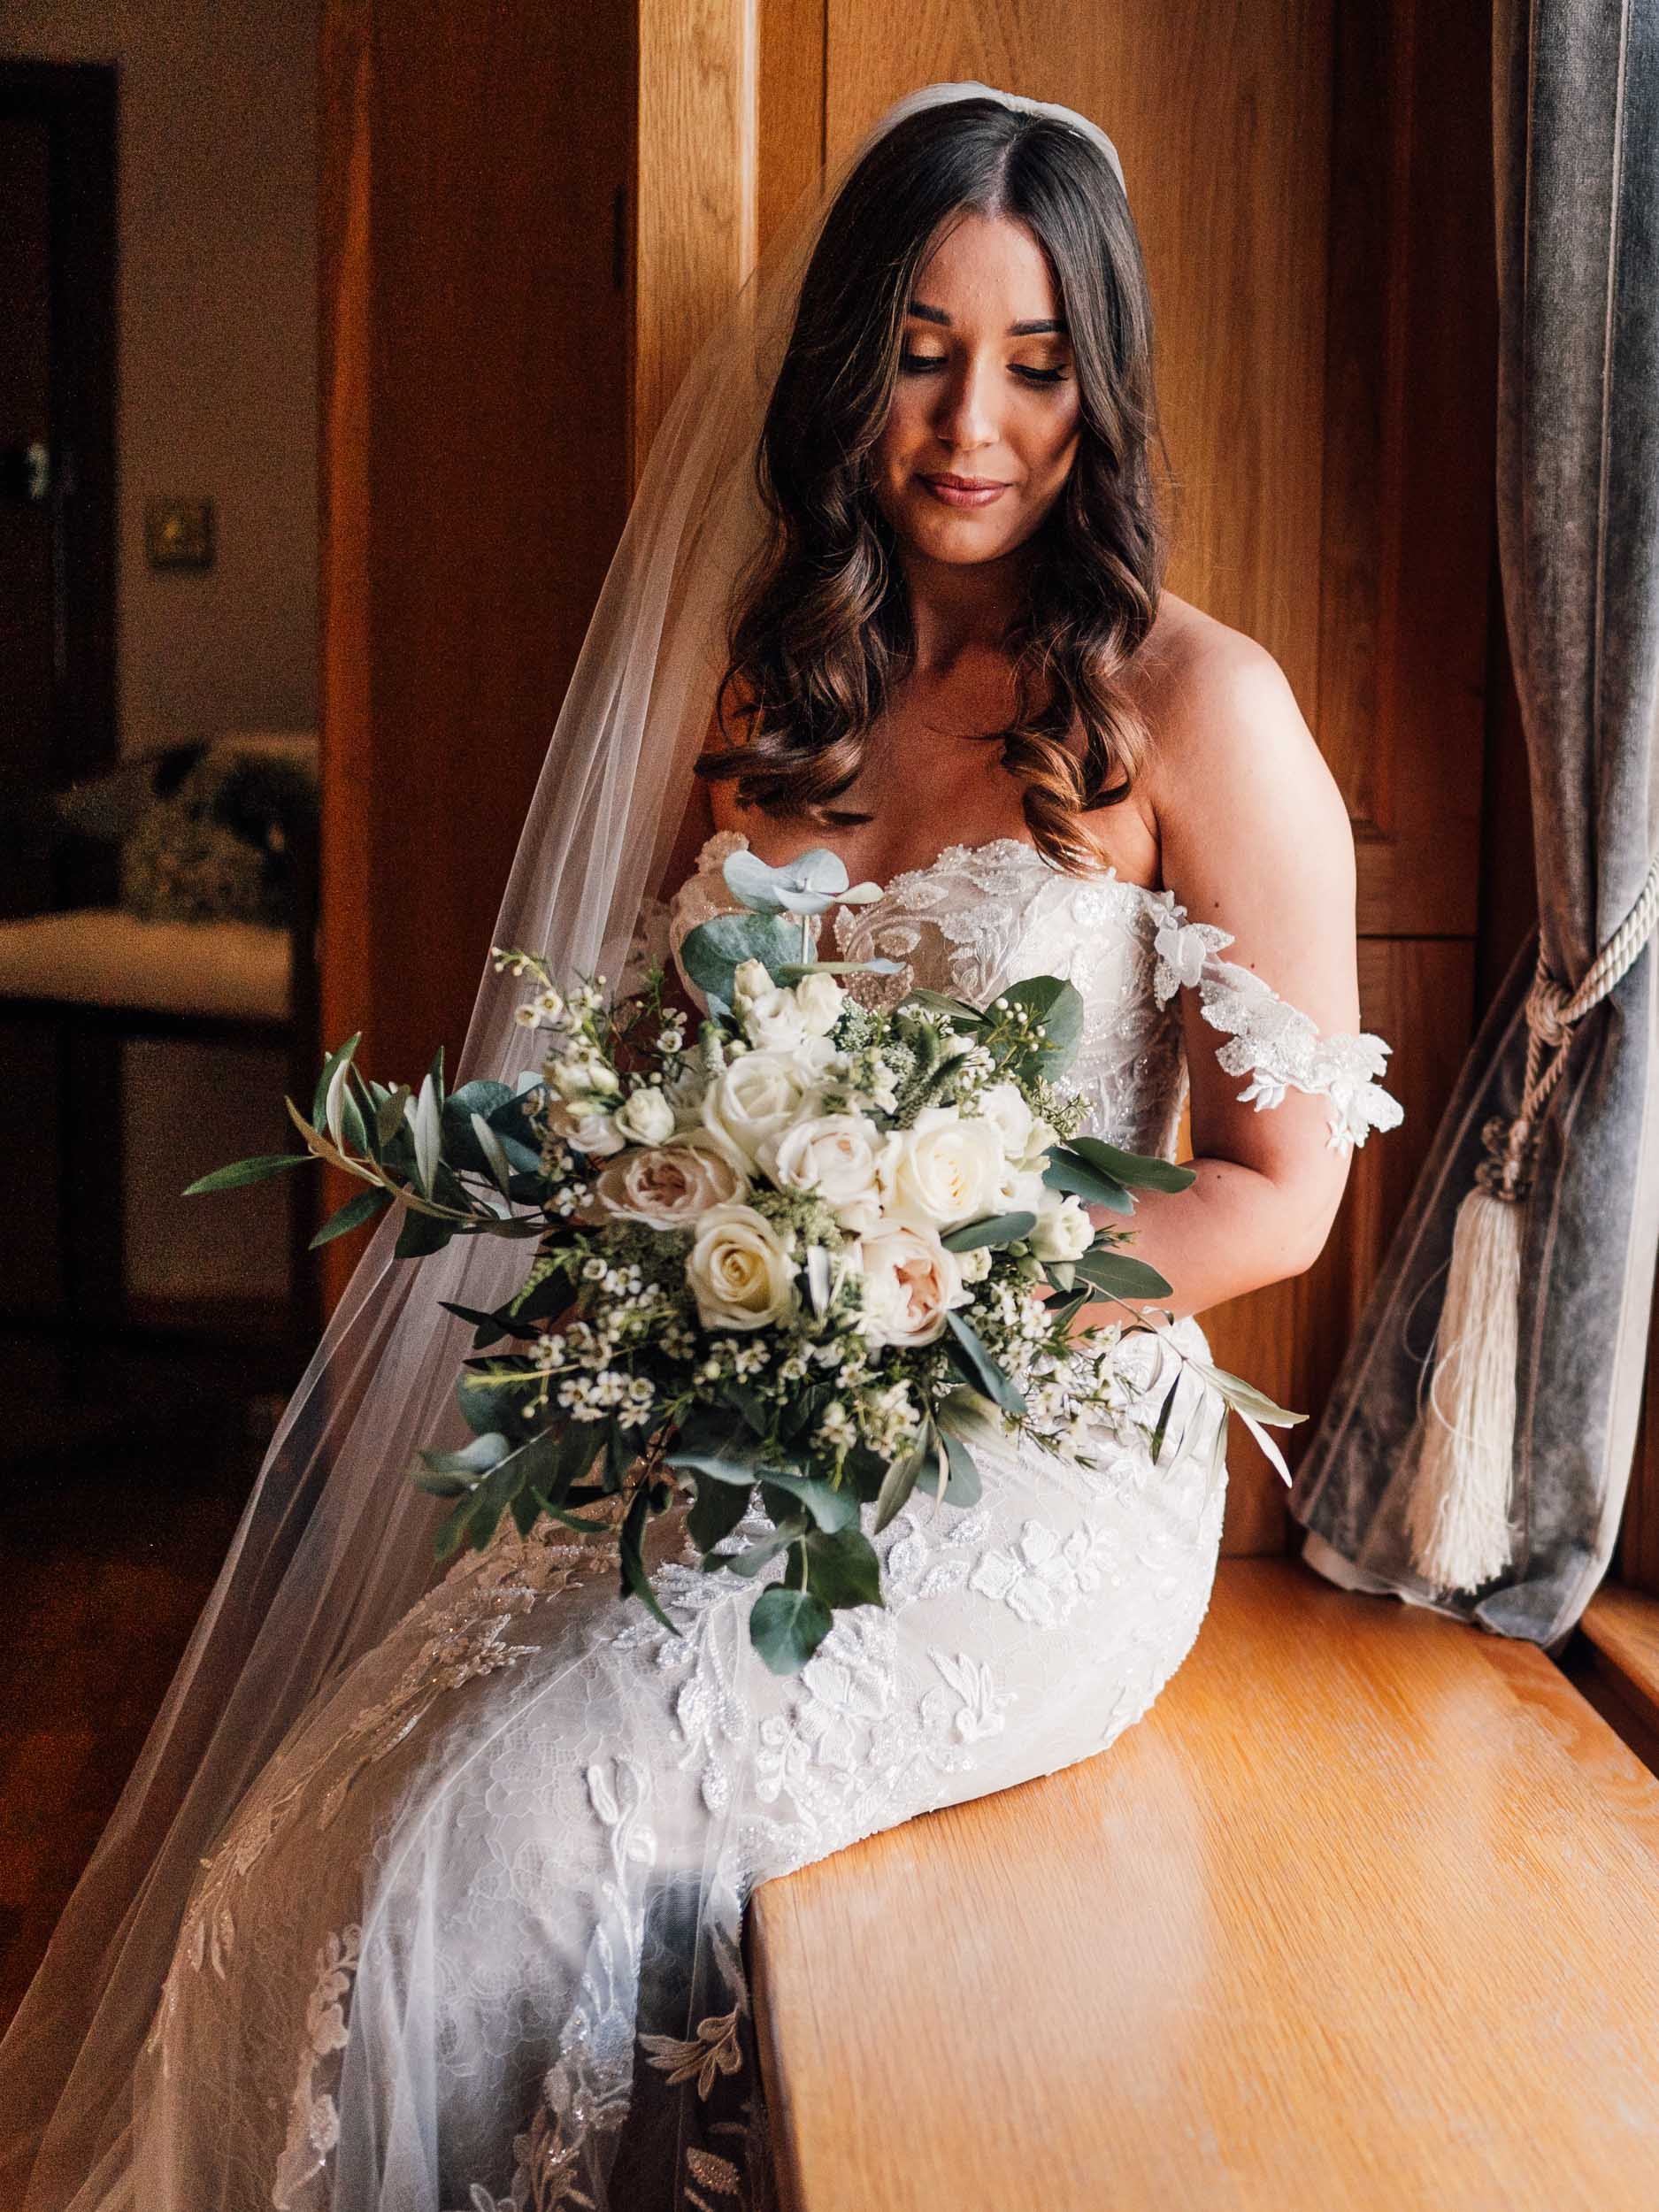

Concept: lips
[[918, 472, 1010, 509]]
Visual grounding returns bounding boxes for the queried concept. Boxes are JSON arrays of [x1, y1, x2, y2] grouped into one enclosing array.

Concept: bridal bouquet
[[191, 845, 1300, 1674]]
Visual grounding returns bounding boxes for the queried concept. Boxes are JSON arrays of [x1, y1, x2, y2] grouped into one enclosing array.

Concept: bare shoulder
[[1135, 596, 1353, 926]]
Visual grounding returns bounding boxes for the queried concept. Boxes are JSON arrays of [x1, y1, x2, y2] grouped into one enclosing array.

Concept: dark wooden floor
[[0, 1328, 280, 2032]]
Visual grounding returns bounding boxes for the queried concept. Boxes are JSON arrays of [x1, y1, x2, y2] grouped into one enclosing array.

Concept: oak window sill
[[749, 1555, 1659, 2212]]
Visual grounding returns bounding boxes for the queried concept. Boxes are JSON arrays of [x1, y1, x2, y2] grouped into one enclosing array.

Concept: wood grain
[[751, 1555, 1659, 2212], [318, 0, 634, 1304]]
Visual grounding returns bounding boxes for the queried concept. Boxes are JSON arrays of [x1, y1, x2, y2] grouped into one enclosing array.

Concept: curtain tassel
[[1403, 1111, 1531, 1594], [1404, 855, 1659, 1596]]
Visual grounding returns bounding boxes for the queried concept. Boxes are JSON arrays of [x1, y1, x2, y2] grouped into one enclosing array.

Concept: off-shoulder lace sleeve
[[1143, 887, 1403, 1153]]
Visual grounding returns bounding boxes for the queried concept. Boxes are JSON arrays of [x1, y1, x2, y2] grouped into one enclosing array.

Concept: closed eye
[[898, 351, 1071, 387]]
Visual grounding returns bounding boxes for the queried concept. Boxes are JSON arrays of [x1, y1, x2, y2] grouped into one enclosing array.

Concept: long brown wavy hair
[[699, 95, 1176, 876]]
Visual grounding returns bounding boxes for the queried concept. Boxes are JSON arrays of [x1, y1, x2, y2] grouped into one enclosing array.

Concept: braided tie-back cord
[[1482, 847, 1659, 1201]]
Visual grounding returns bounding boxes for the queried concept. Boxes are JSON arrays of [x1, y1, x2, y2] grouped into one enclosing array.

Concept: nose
[[932, 353, 999, 458]]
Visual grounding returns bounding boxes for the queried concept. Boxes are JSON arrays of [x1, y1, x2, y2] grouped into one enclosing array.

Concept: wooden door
[[636, 0, 1496, 1549]]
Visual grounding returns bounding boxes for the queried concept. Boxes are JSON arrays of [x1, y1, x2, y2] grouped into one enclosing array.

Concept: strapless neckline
[[704, 828, 1170, 915]]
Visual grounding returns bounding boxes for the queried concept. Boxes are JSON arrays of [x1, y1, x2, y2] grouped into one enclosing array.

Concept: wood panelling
[[752, 1556, 1659, 2212], [823, 1, 1334, 709], [757, 0, 824, 251], [632, 0, 757, 476], [1317, 0, 1496, 939], [319, 1, 634, 1299]]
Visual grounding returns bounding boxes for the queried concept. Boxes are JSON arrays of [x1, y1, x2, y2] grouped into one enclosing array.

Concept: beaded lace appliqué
[[671, 830, 1403, 1154]]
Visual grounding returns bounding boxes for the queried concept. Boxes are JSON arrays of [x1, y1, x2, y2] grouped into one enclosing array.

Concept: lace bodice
[[657, 829, 1402, 1157]]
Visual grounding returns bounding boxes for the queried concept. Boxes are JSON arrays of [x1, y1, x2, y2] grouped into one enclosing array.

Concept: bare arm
[[1085, 638, 1361, 1324]]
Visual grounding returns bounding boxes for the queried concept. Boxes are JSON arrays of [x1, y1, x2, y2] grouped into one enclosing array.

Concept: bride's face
[[871, 211, 1082, 571]]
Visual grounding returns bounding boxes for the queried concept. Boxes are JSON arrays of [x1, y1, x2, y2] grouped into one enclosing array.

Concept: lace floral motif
[[272, 1924, 362, 2209], [671, 830, 1402, 1157], [146, 1531, 594, 2071]]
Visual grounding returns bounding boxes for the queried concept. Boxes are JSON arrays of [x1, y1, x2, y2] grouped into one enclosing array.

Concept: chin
[[897, 502, 1027, 568]]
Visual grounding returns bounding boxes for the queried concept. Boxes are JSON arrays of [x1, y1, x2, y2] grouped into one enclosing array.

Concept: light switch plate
[[145, 496, 215, 569]]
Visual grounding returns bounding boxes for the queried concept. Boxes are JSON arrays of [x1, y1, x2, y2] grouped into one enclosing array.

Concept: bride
[[0, 82, 1401, 2212]]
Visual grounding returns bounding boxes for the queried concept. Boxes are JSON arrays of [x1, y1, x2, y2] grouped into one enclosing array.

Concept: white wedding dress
[[127, 831, 1399, 2212]]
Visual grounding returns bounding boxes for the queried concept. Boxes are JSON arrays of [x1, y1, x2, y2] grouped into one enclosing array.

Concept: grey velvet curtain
[[1290, 0, 1659, 1653]]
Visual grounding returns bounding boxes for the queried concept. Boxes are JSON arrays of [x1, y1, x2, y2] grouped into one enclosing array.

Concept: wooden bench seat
[[749, 1555, 1659, 2212], [0, 909, 291, 1026]]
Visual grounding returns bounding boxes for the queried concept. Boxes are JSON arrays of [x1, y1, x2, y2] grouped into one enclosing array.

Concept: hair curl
[[699, 96, 1176, 877]]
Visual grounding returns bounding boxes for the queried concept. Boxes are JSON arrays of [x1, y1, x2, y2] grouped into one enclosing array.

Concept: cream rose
[[885, 1105, 1005, 1231], [544, 1099, 625, 1156], [612, 1085, 677, 1147], [759, 1112, 895, 1234], [1030, 1187, 1094, 1263], [977, 1081, 1035, 1162], [857, 1222, 969, 1347], [701, 1050, 815, 1163], [595, 1135, 745, 1228], [686, 1202, 799, 1330], [792, 971, 847, 1037]]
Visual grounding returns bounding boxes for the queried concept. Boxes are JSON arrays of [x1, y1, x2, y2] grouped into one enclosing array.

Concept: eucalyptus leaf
[[1001, 977, 1083, 1073], [943, 1310, 1026, 1412], [748, 1585, 833, 1675], [678, 910, 800, 1007], [1184, 1358, 1305, 1428], [872, 1434, 929, 1533], [937, 1422, 984, 1506], [618, 1486, 680, 1634], [803, 1526, 882, 1609], [722, 844, 849, 915], [418, 1431, 514, 1479], [1066, 1134, 1197, 1195], [687, 1476, 752, 1553], [310, 1186, 392, 1248], [311, 1032, 363, 1132], [395, 1206, 455, 1259], [182, 1152, 310, 1196], [941, 1210, 1036, 1253], [1041, 1148, 1133, 1213], [758, 1471, 860, 1532], [1071, 1248, 1175, 1302]]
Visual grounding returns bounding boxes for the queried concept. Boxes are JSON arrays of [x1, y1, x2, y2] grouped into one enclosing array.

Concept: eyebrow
[[906, 299, 1068, 336]]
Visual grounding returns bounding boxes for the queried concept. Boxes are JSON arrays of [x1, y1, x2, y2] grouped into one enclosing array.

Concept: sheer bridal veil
[[0, 81, 1130, 2208]]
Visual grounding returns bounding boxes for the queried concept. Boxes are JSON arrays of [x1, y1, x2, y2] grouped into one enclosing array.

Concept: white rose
[[595, 1134, 746, 1227], [545, 1100, 625, 1156], [977, 1082, 1034, 1162], [760, 1112, 895, 1234], [701, 1050, 815, 1164], [792, 971, 847, 1037], [686, 1202, 798, 1330], [994, 1164, 1048, 1217], [731, 958, 774, 1009], [857, 1223, 969, 1347], [1031, 1187, 1094, 1263], [741, 987, 812, 1053], [885, 1105, 1004, 1231], [613, 1085, 677, 1146]]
